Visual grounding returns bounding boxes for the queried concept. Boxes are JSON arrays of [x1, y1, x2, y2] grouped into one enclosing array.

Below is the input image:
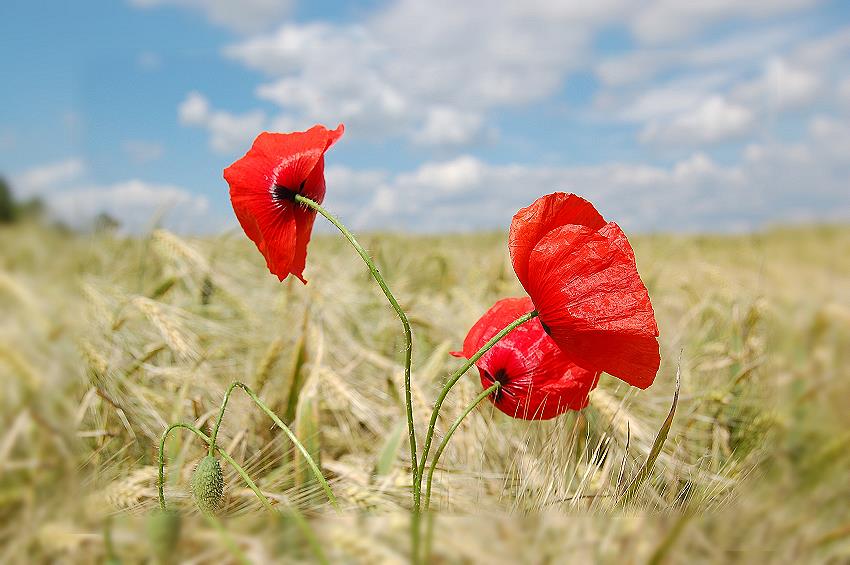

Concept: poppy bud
[[147, 508, 180, 562], [190, 455, 224, 515]]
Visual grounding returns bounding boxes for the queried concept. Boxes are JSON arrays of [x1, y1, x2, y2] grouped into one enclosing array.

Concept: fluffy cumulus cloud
[[325, 114, 850, 233], [157, 0, 849, 232], [601, 23, 850, 148], [13, 158, 86, 198], [178, 91, 266, 155], [640, 96, 755, 145], [630, 0, 819, 44], [222, 0, 635, 147], [129, 0, 293, 34], [12, 159, 212, 233]]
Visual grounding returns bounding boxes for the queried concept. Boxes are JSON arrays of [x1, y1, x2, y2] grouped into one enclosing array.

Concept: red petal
[[509, 193, 606, 289], [525, 223, 660, 388], [459, 297, 534, 359], [224, 124, 343, 282], [233, 199, 297, 281], [251, 124, 343, 200], [289, 156, 329, 283], [455, 297, 599, 420]]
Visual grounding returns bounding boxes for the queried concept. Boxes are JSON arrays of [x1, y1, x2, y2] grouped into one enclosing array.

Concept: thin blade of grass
[[622, 363, 681, 504]]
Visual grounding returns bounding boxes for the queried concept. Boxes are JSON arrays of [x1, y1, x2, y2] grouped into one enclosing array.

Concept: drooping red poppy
[[509, 193, 660, 388], [451, 297, 600, 420], [224, 124, 344, 283]]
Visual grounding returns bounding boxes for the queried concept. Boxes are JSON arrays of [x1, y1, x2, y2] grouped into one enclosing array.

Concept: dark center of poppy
[[272, 180, 307, 203], [484, 368, 510, 402], [540, 319, 552, 336]]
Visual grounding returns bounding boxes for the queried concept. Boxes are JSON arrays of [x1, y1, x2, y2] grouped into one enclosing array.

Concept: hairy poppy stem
[[293, 195, 420, 544], [421, 381, 500, 561], [208, 381, 339, 509], [157, 422, 329, 565], [414, 311, 537, 512], [423, 381, 500, 512]]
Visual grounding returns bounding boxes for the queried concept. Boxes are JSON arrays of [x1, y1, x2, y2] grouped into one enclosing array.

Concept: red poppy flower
[[224, 124, 344, 283], [509, 193, 660, 388], [451, 297, 600, 420]]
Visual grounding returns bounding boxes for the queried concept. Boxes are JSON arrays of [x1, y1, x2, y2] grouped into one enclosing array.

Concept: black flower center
[[540, 320, 552, 336], [272, 180, 307, 203], [485, 368, 510, 402]]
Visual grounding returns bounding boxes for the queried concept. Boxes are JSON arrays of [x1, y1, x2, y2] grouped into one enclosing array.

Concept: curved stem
[[210, 381, 338, 509], [158, 422, 274, 512], [422, 382, 499, 563], [415, 311, 537, 504], [157, 420, 328, 564], [294, 195, 419, 544], [423, 381, 500, 513], [157, 422, 328, 564]]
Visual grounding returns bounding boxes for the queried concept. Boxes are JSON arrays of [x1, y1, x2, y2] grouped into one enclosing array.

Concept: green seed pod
[[190, 455, 224, 515], [147, 508, 180, 562]]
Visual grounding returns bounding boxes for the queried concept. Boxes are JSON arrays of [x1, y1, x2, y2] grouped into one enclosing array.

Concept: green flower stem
[[294, 195, 420, 546], [208, 381, 338, 509], [158, 422, 273, 512], [421, 381, 499, 563], [423, 381, 500, 514], [157, 422, 329, 565], [414, 311, 537, 508]]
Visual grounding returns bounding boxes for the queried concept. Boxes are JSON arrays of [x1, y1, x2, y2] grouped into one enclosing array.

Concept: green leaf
[[623, 366, 681, 504], [375, 420, 406, 477]]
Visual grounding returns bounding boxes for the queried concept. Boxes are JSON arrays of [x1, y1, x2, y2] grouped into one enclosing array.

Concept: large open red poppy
[[509, 193, 660, 388], [224, 124, 344, 283], [452, 297, 600, 420]]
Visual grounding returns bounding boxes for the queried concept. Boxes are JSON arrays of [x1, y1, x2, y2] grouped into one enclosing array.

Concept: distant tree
[[18, 196, 45, 220], [0, 176, 16, 223], [93, 211, 121, 233]]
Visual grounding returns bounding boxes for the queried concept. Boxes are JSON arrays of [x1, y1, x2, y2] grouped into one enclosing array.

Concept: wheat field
[[0, 221, 848, 563]]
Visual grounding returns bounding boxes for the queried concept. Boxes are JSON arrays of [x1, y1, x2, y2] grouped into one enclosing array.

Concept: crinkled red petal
[[509, 193, 606, 290], [526, 223, 660, 388], [454, 297, 599, 420], [224, 124, 343, 282]]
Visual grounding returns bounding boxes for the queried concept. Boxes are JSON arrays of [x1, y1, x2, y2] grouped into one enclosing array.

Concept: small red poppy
[[509, 193, 660, 388], [451, 297, 600, 420], [224, 124, 344, 283]]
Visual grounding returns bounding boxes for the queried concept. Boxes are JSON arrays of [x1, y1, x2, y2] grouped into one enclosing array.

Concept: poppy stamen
[[272, 184, 298, 203], [486, 368, 510, 402]]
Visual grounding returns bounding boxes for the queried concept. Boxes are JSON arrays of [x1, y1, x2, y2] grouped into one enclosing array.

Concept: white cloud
[[596, 27, 799, 87], [122, 140, 165, 163], [413, 107, 490, 147], [640, 96, 755, 145], [222, 0, 630, 147], [401, 156, 484, 194], [178, 91, 211, 126], [178, 91, 266, 154], [129, 0, 293, 34], [13, 160, 213, 233], [631, 0, 818, 44], [51, 179, 211, 233], [321, 114, 849, 232], [734, 57, 820, 110], [594, 24, 847, 149], [14, 158, 86, 197]]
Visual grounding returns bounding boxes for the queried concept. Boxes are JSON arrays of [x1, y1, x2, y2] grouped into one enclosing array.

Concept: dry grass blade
[[622, 364, 682, 504]]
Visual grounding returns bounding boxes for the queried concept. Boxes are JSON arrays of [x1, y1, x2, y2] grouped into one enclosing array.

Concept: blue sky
[[2, 0, 849, 233]]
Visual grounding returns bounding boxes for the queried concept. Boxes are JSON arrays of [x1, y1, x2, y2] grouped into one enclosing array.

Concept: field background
[[1, 221, 849, 563]]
